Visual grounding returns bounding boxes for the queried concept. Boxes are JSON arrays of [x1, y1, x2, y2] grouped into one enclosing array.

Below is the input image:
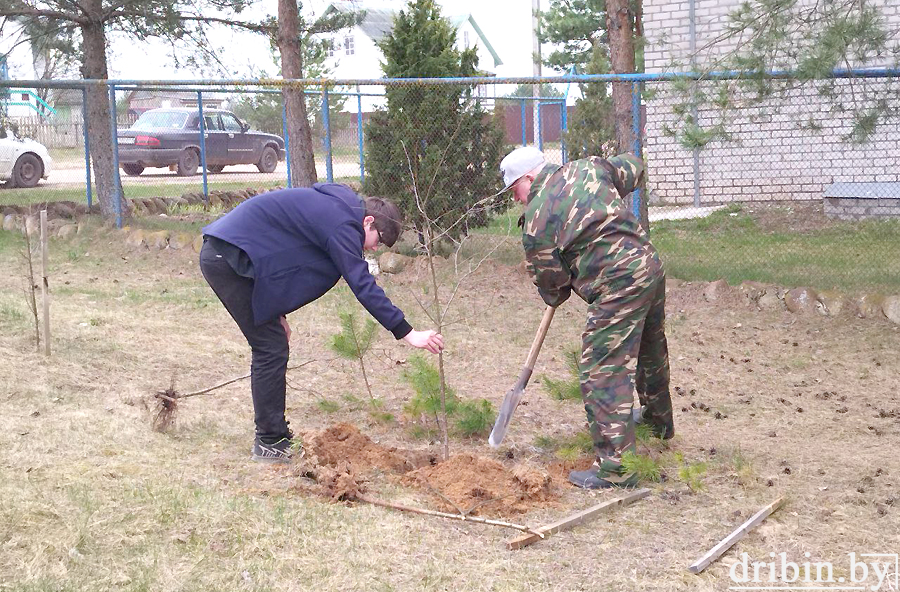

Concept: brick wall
[[642, 0, 900, 205]]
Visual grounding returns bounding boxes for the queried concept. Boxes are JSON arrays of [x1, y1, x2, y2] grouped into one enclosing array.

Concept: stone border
[[1, 186, 278, 244], [696, 278, 900, 326], [7, 202, 899, 327], [127, 186, 278, 216]]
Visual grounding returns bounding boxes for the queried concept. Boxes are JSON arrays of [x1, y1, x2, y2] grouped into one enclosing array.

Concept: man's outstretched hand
[[403, 330, 444, 354]]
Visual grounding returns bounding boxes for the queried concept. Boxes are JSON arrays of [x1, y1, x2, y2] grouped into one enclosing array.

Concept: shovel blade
[[488, 386, 524, 447]]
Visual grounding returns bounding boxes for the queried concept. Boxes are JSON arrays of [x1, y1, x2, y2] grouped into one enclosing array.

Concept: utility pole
[[532, 0, 541, 148]]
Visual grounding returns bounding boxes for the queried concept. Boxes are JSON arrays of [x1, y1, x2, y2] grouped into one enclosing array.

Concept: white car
[[0, 131, 52, 188]]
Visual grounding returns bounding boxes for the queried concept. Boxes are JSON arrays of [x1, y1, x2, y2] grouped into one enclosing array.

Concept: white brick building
[[642, 0, 900, 206]]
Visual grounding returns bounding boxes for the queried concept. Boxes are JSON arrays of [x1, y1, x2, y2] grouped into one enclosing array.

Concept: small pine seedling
[[317, 398, 341, 413], [402, 354, 458, 427], [542, 349, 582, 401], [622, 451, 662, 482], [453, 398, 495, 438], [678, 460, 708, 492], [533, 435, 559, 451], [330, 311, 378, 400]]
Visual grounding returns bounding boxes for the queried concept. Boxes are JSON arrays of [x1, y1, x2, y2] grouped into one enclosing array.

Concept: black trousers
[[199, 241, 291, 443]]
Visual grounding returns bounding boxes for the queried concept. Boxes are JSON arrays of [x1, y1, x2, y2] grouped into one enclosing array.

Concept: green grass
[[475, 205, 900, 292], [0, 298, 27, 325], [555, 432, 593, 460], [652, 205, 900, 292]]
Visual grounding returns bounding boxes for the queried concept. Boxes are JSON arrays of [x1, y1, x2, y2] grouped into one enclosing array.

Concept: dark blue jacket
[[203, 184, 411, 337]]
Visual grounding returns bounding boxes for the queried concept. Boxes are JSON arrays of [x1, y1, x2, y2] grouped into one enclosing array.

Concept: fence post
[[631, 81, 642, 220], [560, 99, 568, 164], [81, 87, 92, 211], [108, 84, 123, 229], [357, 85, 364, 185], [521, 100, 527, 146], [537, 100, 543, 152], [322, 85, 333, 183], [281, 101, 292, 188], [197, 91, 209, 203]]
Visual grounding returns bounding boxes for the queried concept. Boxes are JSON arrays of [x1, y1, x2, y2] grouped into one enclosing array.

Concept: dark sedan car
[[116, 108, 286, 177]]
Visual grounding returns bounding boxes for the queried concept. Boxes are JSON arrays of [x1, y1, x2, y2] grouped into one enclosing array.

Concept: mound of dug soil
[[304, 423, 437, 473], [300, 424, 562, 515], [404, 453, 558, 516]]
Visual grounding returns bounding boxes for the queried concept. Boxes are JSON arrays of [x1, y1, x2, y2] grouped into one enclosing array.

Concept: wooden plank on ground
[[506, 488, 651, 550], [688, 497, 785, 574]]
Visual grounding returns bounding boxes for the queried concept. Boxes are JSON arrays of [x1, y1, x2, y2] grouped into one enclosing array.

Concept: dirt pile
[[301, 423, 434, 500], [300, 424, 562, 514], [305, 423, 436, 473], [404, 453, 558, 516]]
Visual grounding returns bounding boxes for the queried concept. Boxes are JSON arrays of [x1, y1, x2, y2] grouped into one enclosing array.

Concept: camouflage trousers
[[578, 272, 672, 482]]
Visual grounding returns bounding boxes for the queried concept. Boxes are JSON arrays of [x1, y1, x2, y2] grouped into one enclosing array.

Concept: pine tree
[[362, 0, 504, 237], [329, 311, 378, 401], [563, 45, 618, 160]]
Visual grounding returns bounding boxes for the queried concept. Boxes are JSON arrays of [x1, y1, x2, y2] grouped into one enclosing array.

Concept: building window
[[327, 38, 335, 57], [21, 93, 30, 101], [463, 30, 470, 48], [344, 35, 354, 56]]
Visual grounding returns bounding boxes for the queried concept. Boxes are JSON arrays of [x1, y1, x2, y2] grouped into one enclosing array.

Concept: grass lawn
[[651, 204, 900, 293], [482, 203, 900, 294]]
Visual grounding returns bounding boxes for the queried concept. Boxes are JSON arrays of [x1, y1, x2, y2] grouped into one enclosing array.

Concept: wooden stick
[[507, 488, 651, 550], [688, 497, 785, 574], [355, 495, 546, 539], [39, 210, 50, 357]]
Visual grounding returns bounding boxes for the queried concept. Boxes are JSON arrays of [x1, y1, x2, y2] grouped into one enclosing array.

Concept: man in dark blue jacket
[[200, 183, 443, 462]]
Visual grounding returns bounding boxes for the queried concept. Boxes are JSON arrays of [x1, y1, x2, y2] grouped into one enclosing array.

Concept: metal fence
[[0, 71, 898, 294]]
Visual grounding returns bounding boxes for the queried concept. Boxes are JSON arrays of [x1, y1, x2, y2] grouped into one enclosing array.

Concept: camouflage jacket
[[522, 154, 662, 307]]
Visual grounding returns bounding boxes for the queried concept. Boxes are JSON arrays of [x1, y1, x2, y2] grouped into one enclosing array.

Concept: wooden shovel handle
[[524, 306, 556, 372]]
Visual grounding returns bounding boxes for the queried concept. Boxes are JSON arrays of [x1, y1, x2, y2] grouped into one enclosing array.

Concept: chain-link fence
[[643, 72, 900, 293], [1, 73, 898, 293]]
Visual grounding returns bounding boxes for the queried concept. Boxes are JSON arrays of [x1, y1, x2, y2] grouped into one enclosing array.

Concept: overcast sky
[[107, 0, 554, 81]]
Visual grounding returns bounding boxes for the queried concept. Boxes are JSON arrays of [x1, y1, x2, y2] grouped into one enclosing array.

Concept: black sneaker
[[251, 437, 296, 463]]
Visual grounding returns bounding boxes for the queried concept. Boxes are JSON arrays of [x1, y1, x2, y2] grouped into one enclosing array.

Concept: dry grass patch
[[1, 225, 899, 591]]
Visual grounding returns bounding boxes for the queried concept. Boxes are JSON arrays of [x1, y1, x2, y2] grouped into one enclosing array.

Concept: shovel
[[489, 305, 556, 447]]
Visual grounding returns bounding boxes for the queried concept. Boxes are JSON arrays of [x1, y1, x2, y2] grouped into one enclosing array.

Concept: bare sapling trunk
[[423, 224, 451, 461], [40, 210, 50, 357], [356, 345, 374, 401], [21, 225, 39, 351]]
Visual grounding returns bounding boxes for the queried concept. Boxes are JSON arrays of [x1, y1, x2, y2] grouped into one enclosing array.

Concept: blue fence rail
[[1, 69, 899, 229]]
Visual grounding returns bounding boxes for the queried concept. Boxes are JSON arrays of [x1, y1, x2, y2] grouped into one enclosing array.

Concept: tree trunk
[[277, 0, 318, 187], [605, 0, 636, 154], [605, 0, 649, 229], [80, 2, 123, 220]]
